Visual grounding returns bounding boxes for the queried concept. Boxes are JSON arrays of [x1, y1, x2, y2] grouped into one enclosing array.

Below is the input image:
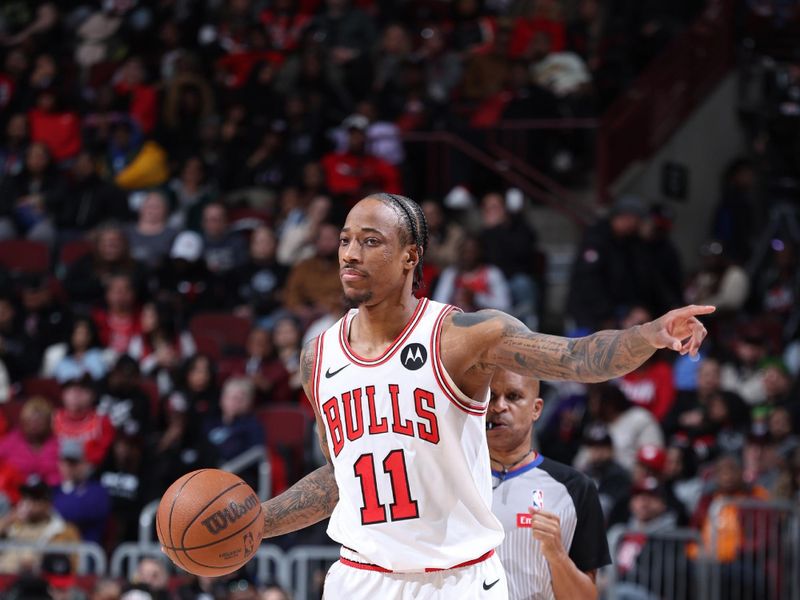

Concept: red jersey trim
[[338, 297, 429, 367], [312, 334, 324, 412], [339, 549, 494, 573], [431, 306, 487, 416]]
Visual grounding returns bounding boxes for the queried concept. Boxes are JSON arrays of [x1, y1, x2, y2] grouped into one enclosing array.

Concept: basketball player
[[488, 368, 609, 600], [256, 193, 712, 598]]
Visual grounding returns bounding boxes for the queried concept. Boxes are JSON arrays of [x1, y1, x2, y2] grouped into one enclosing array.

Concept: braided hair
[[369, 193, 428, 291]]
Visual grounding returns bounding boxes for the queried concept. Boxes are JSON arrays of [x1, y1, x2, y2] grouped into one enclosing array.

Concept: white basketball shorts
[[322, 549, 508, 599]]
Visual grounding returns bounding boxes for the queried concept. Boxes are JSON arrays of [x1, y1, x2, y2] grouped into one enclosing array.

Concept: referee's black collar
[[491, 454, 544, 482]]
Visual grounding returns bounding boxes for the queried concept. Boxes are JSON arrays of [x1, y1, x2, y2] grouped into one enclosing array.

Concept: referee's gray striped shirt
[[491, 455, 611, 600]]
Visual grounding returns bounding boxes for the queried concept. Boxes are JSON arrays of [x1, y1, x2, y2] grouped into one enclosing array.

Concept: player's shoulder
[[537, 456, 596, 498]]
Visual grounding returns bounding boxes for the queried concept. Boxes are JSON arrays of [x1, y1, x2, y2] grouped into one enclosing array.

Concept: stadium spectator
[[131, 558, 169, 600], [575, 383, 664, 472], [283, 222, 343, 324], [619, 349, 677, 421], [0, 475, 81, 574], [684, 239, 750, 313], [420, 199, 464, 271], [331, 103, 405, 166], [606, 477, 682, 600], [124, 191, 177, 270], [479, 191, 540, 326], [56, 155, 128, 243], [41, 552, 88, 600], [579, 424, 631, 527], [167, 156, 215, 232], [127, 301, 195, 392], [63, 225, 144, 309], [53, 374, 115, 467], [204, 377, 265, 473], [0, 397, 60, 486], [145, 390, 218, 503], [276, 194, 333, 267], [691, 453, 770, 566], [173, 354, 219, 421], [45, 317, 109, 383], [233, 226, 288, 324], [228, 328, 292, 405], [153, 230, 216, 320], [96, 355, 151, 438], [261, 585, 292, 600], [271, 316, 304, 395], [321, 116, 401, 202], [92, 274, 142, 355], [200, 202, 247, 275], [712, 158, 757, 263], [720, 324, 770, 405], [0, 141, 59, 244], [98, 433, 145, 545], [52, 439, 111, 545], [639, 204, 684, 315], [567, 195, 655, 333], [0, 113, 29, 181], [433, 235, 512, 312], [0, 293, 38, 381], [17, 273, 71, 362]]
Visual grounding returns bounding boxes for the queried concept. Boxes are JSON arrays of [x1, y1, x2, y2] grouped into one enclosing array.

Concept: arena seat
[[189, 313, 252, 355], [21, 377, 62, 405], [58, 239, 93, 268], [0, 240, 49, 274], [258, 405, 312, 486]]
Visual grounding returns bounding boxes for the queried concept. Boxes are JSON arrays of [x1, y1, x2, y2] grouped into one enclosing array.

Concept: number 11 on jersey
[[354, 449, 419, 525]]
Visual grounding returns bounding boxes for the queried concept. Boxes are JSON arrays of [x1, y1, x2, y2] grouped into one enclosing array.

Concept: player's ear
[[531, 397, 544, 421], [406, 245, 419, 268]]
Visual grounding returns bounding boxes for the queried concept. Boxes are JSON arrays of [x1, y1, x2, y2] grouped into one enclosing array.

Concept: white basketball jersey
[[311, 298, 504, 572]]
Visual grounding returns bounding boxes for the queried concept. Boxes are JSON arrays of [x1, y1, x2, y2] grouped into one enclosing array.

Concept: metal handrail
[[138, 445, 271, 543], [0, 540, 107, 575], [287, 545, 342, 600], [110, 541, 289, 585], [402, 130, 589, 226]]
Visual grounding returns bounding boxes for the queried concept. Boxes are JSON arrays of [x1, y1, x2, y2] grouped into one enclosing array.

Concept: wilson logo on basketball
[[201, 494, 259, 535]]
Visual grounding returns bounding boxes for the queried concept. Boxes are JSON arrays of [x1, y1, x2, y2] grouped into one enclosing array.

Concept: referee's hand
[[529, 508, 567, 561]]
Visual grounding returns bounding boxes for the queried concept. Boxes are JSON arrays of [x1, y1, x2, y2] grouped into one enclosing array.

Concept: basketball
[[156, 469, 263, 577]]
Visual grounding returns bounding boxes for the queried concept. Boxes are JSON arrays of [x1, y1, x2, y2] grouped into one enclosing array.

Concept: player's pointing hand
[[638, 305, 715, 357]]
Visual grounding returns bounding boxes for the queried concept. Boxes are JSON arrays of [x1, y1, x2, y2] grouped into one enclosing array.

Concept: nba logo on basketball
[[531, 489, 544, 510]]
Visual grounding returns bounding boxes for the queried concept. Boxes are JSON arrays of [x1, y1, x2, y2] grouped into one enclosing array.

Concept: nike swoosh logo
[[325, 364, 349, 378], [483, 579, 500, 591]]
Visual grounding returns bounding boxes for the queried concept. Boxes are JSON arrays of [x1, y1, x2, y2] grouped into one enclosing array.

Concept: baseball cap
[[342, 114, 369, 131], [41, 553, 76, 590], [631, 476, 667, 499], [636, 444, 666, 473], [19, 474, 50, 500], [170, 231, 203, 262], [583, 423, 613, 447], [59, 438, 86, 463], [610, 194, 647, 218]]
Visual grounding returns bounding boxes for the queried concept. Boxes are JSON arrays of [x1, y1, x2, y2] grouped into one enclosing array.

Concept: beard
[[343, 289, 373, 308]]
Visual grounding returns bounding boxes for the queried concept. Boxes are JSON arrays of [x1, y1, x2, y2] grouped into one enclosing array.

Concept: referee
[[488, 368, 611, 600]]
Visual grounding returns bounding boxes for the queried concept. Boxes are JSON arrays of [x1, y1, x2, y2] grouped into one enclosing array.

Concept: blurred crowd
[[1, 0, 797, 599]]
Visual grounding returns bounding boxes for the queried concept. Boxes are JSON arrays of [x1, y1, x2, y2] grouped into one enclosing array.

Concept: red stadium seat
[[189, 313, 252, 356], [59, 239, 93, 268], [258, 404, 311, 485], [192, 332, 222, 361], [22, 377, 62, 405], [139, 379, 161, 426], [0, 240, 49, 274]]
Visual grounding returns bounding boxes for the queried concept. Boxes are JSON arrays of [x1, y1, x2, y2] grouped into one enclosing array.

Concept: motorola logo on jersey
[[400, 343, 427, 370]]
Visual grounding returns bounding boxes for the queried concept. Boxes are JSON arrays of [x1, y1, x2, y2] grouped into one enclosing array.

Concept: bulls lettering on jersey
[[312, 298, 504, 571]]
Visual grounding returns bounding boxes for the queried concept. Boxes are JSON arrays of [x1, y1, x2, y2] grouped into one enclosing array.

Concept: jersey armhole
[[311, 333, 324, 411], [431, 305, 489, 416]]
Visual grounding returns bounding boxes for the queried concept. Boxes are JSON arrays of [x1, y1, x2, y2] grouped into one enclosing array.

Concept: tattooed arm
[[449, 305, 714, 383], [261, 337, 339, 539]]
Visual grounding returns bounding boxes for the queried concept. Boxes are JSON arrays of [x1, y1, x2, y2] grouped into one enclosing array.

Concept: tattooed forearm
[[261, 464, 338, 538], [300, 338, 316, 388], [453, 310, 656, 383]]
